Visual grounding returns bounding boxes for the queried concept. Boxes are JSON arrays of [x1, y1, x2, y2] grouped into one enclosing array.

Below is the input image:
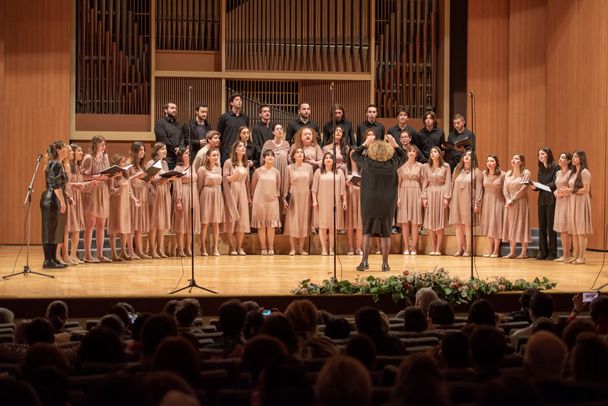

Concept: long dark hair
[[151, 142, 166, 161], [320, 152, 335, 174], [508, 154, 525, 176], [230, 141, 246, 167], [327, 127, 350, 170], [130, 141, 146, 171], [453, 151, 477, 179], [537, 147, 556, 171], [571, 150, 588, 193], [176, 145, 189, 166], [70, 143, 82, 174]]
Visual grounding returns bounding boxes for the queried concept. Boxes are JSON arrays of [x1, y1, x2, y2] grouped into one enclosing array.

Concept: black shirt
[[252, 120, 273, 151], [535, 164, 558, 206], [182, 119, 212, 157], [356, 121, 386, 146], [245, 142, 261, 174], [322, 119, 354, 146], [419, 126, 445, 161], [446, 128, 476, 170], [217, 110, 250, 156], [154, 116, 183, 167], [286, 117, 320, 143], [387, 124, 422, 149]]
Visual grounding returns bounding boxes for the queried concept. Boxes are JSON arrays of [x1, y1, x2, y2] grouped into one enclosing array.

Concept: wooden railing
[[75, 0, 151, 114]]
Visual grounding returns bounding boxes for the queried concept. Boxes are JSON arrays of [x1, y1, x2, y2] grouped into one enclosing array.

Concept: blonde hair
[[367, 140, 394, 162]]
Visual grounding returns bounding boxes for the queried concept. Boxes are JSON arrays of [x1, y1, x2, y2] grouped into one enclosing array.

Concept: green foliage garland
[[292, 268, 557, 305]]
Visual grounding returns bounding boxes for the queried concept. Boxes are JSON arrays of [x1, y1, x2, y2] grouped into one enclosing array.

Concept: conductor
[[351, 133, 407, 272]]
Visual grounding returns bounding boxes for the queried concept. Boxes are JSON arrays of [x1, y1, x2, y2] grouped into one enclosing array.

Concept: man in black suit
[[154, 102, 182, 170]]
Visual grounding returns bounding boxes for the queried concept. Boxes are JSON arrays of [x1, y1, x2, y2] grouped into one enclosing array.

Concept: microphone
[[36, 154, 43, 162]]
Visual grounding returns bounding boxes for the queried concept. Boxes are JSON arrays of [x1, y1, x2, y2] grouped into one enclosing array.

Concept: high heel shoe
[[381, 263, 390, 272], [137, 252, 151, 259], [238, 249, 247, 256], [267, 250, 274, 256], [356, 262, 369, 272], [112, 255, 123, 262], [452, 251, 463, 257]]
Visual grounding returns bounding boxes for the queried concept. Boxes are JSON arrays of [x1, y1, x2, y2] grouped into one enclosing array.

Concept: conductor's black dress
[[351, 145, 406, 237]]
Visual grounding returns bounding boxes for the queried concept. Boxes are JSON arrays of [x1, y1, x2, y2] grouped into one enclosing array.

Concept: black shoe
[[382, 263, 390, 272], [536, 255, 547, 260], [52, 259, 67, 268], [43, 260, 62, 269], [356, 262, 369, 272], [546, 255, 557, 261]]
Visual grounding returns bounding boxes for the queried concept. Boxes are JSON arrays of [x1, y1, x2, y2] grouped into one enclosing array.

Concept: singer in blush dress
[[251, 150, 282, 255], [223, 141, 251, 256], [197, 148, 225, 256], [283, 147, 314, 255], [261, 123, 290, 196], [128, 141, 151, 259], [421, 146, 452, 256], [502, 154, 531, 259], [172, 146, 201, 257], [67, 144, 87, 264], [345, 150, 363, 255], [566, 151, 593, 265], [397, 145, 424, 255], [312, 152, 347, 255], [552, 152, 573, 262], [147, 143, 173, 258], [81, 135, 112, 263], [108, 154, 136, 261], [448, 151, 482, 257], [478, 155, 506, 258]]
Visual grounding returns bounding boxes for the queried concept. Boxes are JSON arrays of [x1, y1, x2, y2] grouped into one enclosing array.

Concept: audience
[[511, 291, 554, 339], [355, 307, 404, 356], [427, 299, 455, 327], [467, 299, 497, 327], [316, 355, 372, 406], [2, 293, 608, 405], [469, 325, 506, 382], [403, 306, 428, 332], [390, 353, 447, 406], [414, 287, 439, 314], [285, 299, 339, 357], [524, 331, 567, 381]]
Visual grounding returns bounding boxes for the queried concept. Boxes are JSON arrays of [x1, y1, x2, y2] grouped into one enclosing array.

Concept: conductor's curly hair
[[367, 140, 395, 162]]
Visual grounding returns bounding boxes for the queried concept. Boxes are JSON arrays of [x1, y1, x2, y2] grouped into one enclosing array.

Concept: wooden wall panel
[[301, 81, 371, 133], [466, 0, 510, 171], [508, 0, 547, 224], [0, 0, 71, 245], [470, 0, 607, 249], [546, 0, 607, 249]]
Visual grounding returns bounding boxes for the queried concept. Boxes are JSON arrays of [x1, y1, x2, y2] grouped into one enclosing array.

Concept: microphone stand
[[330, 82, 338, 285], [469, 90, 476, 280], [4, 155, 54, 279], [170, 86, 217, 294]]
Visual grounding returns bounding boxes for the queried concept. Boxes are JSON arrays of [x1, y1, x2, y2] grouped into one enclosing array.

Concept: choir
[[48, 107, 593, 265]]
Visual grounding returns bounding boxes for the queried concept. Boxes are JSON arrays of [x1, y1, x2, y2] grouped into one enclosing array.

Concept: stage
[[1, 245, 605, 300]]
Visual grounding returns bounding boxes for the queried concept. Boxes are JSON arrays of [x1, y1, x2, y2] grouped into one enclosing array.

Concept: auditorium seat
[[216, 388, 251, 406]]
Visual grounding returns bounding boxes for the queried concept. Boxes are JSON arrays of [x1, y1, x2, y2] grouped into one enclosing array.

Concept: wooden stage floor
[[0, 246, 606, 299]]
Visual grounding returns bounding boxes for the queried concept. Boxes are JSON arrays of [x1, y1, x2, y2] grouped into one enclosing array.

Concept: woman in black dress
[[531, 147, 558, 260], [41, 140, 69, 269], [351, 133, 406, 272]]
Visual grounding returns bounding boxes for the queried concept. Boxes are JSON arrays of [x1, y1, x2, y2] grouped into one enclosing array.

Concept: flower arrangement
[[291, 268, 557, 305]]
